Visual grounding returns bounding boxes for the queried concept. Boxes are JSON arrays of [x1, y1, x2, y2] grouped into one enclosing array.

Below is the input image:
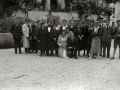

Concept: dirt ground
[[0, 41, 120, 90]]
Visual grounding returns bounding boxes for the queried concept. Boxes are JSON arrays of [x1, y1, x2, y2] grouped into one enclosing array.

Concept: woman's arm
[[22, 25, 29, 38], [57, 36, 62, 47]]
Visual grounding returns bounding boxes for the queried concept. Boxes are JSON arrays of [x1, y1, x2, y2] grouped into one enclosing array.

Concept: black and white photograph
[[0, 0, 120, 90]]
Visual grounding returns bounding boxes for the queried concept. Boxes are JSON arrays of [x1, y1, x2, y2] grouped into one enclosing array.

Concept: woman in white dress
[[57, 31, 68, 58]]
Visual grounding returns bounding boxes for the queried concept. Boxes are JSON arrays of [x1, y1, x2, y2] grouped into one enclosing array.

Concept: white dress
[[57, 35, 68, 58]]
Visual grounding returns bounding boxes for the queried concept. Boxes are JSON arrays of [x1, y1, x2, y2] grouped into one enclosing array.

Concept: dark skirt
[[82, 37, 88, 50], [38, 41, 48, 51], [77, 39, 82, 50]]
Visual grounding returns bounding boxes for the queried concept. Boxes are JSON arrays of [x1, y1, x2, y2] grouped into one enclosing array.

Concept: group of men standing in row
[[10, 17, 120, 59]]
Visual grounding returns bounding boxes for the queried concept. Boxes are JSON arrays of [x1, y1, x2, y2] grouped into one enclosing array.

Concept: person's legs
[[83, 50, 85, 56], [78, 51, 80, 56], [103, 41, 107, 57], [107, 41, 111, 58], [51, 50, 53, 56], [111, 39, 117, 59], [18, 38, 22, 53], [14, 39, 17, 54], [100, 38, 103, 56], [68, 49, 73, 58], [29, 40, 33, 53], [74, 48, 77, 59], [35, 40, 38, 53], [40, 50, 43, 56]]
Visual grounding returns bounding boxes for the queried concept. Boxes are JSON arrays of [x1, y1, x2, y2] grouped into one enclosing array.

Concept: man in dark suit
[[10, 18, 23, 54], [46, 21, 52, 56], [67, 33, 78, 59], [50, 25, 59, 56], [69, 20, 76, 33], [59, 19, 68, 35], [111, 20, 120, 59], [98, 17, 104, 56], [34, 20, 41, 53], [30, 20, 36, 52], [37, 23, 48, 56], [102, 20, 113, 58]]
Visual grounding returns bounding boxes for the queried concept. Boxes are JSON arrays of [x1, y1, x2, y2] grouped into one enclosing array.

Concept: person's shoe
[[99, 54, 102, 56], [19, 52, 22, 54], [75, 56, 78, 59], [119, 56, 120, 59], [103, 55, 105, 58], [107, 56, 110, 58], [110, 57, 115, 60], [89, 57, 92, 60], [46, 54, 49, 56], [15, 52, 17, 54]]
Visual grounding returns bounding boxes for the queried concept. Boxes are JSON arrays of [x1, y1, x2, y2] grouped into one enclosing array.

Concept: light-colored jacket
[[22, 23, 30, 48]]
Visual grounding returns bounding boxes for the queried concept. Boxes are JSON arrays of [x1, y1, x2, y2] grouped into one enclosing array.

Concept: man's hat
[[36, 20, 41, 23]]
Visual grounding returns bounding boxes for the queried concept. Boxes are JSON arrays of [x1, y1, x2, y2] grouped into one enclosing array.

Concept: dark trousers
[[35, 40, 38, 53], [100, 38, 103, 55], [14, 38, 22, 53], [87, 43, 91, 56], [68, 48, 77, 58], [103, 41, 111, 57], [29, 38, 36, 52], [40, 50, 47, 56]]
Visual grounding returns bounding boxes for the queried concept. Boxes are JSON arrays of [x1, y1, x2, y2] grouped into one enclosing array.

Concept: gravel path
[[0, 41, 120, 90]]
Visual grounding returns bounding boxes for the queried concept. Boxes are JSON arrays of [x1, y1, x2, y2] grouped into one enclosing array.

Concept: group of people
[[10, 17, 120, 60]]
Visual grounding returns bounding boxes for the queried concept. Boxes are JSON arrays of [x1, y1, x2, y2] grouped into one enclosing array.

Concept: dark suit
[[50, 29, 59, 55], [69, 26, 76, 33], [81, 26, 89, 50], [74, 28, 83, 51], [34, 25, 40, 53], [67, 37, 78, 58], [59, 25, 68, 35], [113, 26, 120, 49], [46, 26, 52, 55], [37, 28, 48, 56], [102, 26, 113, 57], [29, 25, 36, 52], [10, 24, 23, 53]]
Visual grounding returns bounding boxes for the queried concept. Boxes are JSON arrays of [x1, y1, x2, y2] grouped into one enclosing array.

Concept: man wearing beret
[[111, 20, 120, 59]]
